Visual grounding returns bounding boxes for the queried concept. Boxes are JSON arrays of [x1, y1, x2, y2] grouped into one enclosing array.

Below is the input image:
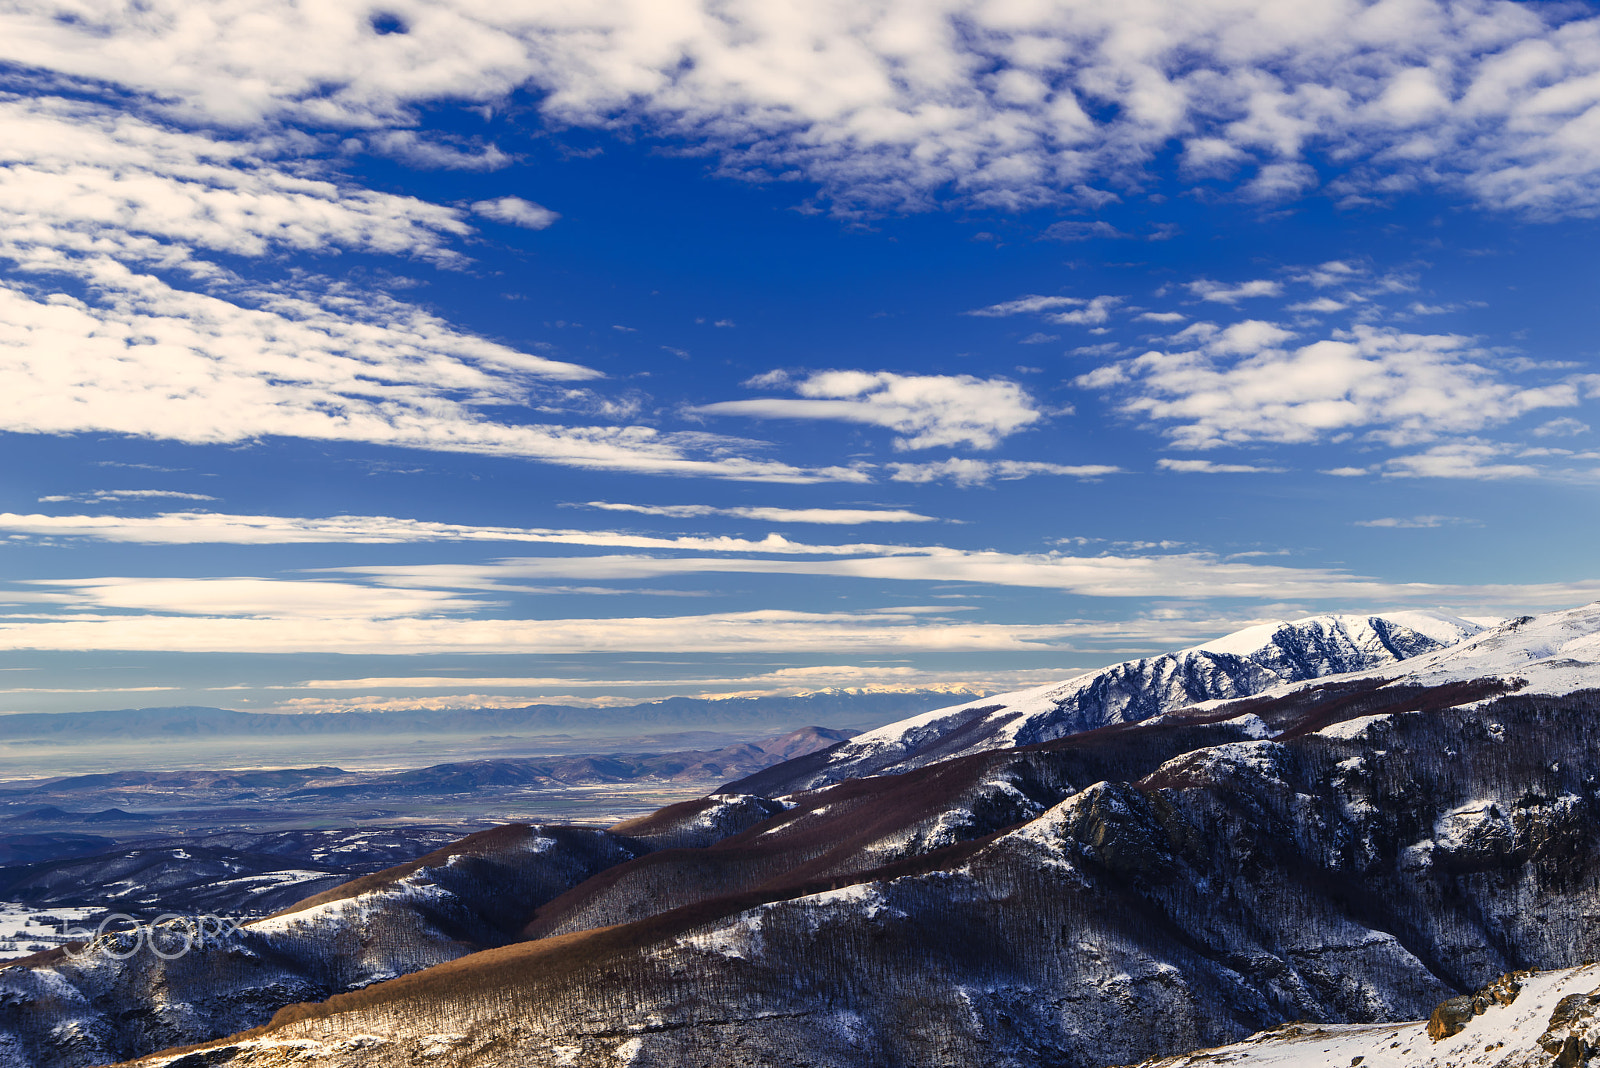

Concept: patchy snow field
[[0, 902, 96, 959]]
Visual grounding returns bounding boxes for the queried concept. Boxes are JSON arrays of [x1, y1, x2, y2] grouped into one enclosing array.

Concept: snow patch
[[677, 913, 765, 961], [1135, 963, 1600, 1068], [1316, 713, 1396, 741], [1234, 713, 1273, 739]]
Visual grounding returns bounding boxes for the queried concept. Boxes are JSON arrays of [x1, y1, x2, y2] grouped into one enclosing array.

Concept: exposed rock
[[1540, 990, 1600, 1059], [1427, 996, 1477, 1042], [1428, 972, 1528, 1041]]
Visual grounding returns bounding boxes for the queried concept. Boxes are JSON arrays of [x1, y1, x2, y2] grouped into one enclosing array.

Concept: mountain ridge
[[728, 610, 1488, 796]]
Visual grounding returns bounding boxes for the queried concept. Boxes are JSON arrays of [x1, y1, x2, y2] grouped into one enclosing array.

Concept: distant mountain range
[[7, 604, 1600, 1068], [0, 687, 987, 741], [0, 726, 861, 848]]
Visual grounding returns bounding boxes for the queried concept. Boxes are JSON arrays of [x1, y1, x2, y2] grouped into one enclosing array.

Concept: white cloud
[[1380, 440, 1542, 480], [1296, 261, 1364, 289], [0, 97, 471, 268], [966, 295, 1088, 317], [1047, 296, 1122, 326], [1040, 220, 1127, 241], [1534, 417, 1591, 437], [22, 576, 489, 619], [270, 661, 1160, 707], [1137, 311, 1187, 324], [1186, 279, 1284, 304], [1286, 297, 1347, 314], [1322, 466, 1370, 477], [886, 459, 1120, 486], [0, 96, 877, 483], [321, 549, 1600, 609], [1355, 515, 1478, 528], [7, 547, 1600, 656], [368, 130, 512, 170], [290, 663, 1021, 694], [576, 502, 938, 524], [1078, 322, 1594, 451], [0, 270, 871, 482], [693, 370, 1044, 451], [1243, 162, 1319, 202], [1157, 459, 1285, 474], [0, 606, 1170, 656], [0, 512, 928, 551], [6, 558, 1598, 657], [471, 195, 560, 229], [37, 490, 217, 504], [7, 2, 1600, 215], [968, 293, 1120, 325]]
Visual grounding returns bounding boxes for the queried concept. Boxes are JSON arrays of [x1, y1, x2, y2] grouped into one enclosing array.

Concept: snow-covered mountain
[[734, 610, 1486, 795], [1293, 600, 1600, 695], [112, 605, 1600, 1067], [13, 602, 1600, 1068]]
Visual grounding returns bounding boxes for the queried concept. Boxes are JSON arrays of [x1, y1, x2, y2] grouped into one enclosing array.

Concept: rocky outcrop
[[1428, 972, 1527, 1040], [1539, 990, 1600, 1066]]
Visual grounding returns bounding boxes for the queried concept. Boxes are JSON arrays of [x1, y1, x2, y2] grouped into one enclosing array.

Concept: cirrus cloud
[[574, 502, 939, 524]]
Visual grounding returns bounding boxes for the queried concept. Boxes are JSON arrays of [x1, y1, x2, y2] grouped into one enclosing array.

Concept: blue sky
[[2, 0, 1600, 716]]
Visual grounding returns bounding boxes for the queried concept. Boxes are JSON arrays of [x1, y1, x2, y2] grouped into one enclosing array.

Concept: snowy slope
[[1133, 963, 1600, 1068], [1146, 600, 1600, 736], [734, 611, 1486, 794], [1318, 600, 1600, 696]]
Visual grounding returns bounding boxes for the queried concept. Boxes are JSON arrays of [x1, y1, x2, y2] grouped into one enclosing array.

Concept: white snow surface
[[0, 904, 97, 960], [245, 875, 449, 935], [1314, 714, 1399, 741], [1135, 962, 1600, 1068], [1189, 611, 1481, 657], [1243, 601, 1600, 708], [676, 882, 901, 963], [1359, 601, 1600, 693], [827, 611, 1487, 779]]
